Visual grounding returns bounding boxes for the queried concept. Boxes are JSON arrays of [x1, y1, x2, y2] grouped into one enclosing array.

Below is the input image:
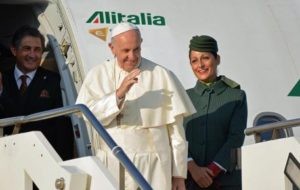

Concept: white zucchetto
[[111, 22, 139, 38]]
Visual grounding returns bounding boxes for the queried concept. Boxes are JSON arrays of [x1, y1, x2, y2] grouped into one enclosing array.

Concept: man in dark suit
[[0, 25, 74, 161]]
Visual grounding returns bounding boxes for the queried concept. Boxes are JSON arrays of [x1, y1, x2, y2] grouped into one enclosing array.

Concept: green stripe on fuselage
[[288, 79, 300, 96]]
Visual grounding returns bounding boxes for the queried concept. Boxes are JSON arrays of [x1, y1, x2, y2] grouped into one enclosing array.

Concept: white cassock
[[76, 57, 195, 190]]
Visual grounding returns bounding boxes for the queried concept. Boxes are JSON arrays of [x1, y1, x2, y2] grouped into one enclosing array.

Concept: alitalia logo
[[87, 11, 166, 41], [87, 11, 166, 26]]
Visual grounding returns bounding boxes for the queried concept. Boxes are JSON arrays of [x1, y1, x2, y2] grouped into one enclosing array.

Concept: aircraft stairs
[[243, 115, 300, 190], [0, 104, 152, 190]]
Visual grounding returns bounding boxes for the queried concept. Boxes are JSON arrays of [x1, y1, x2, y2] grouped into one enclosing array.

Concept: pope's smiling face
[[189, 50, 220, 83], [109, 29, 142, 72]]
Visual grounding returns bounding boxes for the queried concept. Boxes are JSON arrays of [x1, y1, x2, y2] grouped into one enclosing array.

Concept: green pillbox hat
[[189, 35, 218, 53]]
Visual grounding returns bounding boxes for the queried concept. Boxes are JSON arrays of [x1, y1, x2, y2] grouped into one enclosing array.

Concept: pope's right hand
[[116, 68, 141, 99]]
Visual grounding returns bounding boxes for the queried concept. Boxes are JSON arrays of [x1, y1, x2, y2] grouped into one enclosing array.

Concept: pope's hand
[[172, 177, 186, 190], [116, 68, 141, 99]]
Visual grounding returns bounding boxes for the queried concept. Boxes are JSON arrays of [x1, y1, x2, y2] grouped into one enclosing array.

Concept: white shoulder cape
[[77, 58, 195, 128]]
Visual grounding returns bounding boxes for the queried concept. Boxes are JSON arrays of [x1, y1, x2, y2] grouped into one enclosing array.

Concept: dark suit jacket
[[184, 76, 248, 189], [0, 67, 74, 160]]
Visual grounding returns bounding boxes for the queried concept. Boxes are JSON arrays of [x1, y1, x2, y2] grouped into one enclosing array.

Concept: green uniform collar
[[220, 75, 240, 89], [194, 75, 240, 95]]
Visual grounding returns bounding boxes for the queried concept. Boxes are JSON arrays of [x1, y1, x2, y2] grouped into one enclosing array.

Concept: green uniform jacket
[[184, 76, 247, 188]]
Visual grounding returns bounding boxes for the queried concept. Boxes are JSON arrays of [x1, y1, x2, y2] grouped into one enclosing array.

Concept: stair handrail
[[245, 118, 300, 136], [0, 104, 152, 190]]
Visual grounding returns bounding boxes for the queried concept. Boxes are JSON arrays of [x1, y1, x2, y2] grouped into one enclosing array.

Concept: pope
[[76, 22, 196, 190]]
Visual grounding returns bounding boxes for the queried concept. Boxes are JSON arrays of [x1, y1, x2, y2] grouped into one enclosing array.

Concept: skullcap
[[189, 35, 218, 53], [111, 22, 139, 38]]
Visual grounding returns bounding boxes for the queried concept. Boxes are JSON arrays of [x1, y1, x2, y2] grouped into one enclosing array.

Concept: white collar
[[14, 65, 37, 81]]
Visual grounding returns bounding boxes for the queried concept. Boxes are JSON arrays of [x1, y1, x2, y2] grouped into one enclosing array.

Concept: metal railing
[[0, 104, 152, 190], [245, 118, 300, 143], [47, 34, 91, 157]]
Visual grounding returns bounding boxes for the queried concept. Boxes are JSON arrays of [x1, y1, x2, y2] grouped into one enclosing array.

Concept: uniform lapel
[[6, 69, 19, 95]]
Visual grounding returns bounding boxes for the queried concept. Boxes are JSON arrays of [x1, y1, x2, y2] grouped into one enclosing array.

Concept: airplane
[[0, 0, 299, 189]]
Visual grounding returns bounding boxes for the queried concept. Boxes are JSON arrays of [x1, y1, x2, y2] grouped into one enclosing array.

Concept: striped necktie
[[19, 75, 28, 95]]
